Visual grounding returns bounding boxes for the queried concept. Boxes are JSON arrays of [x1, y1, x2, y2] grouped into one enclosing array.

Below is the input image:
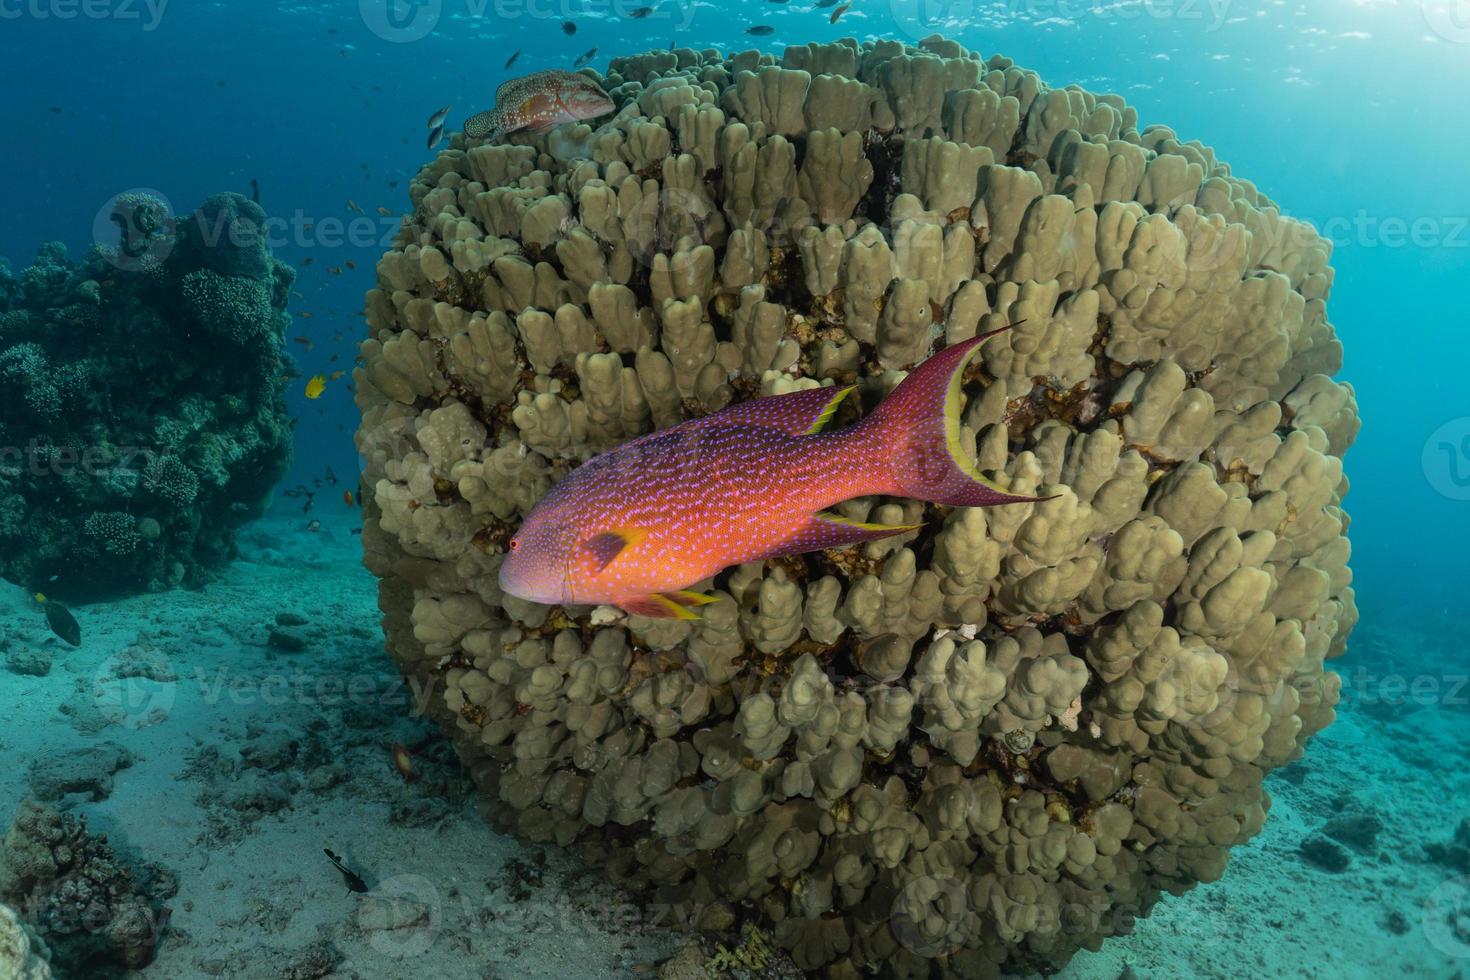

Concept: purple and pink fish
[[499, 329, 1045, 619]]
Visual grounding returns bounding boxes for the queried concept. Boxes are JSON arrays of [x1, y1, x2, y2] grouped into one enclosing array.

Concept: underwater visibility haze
[[1, 0, 1468, 977]]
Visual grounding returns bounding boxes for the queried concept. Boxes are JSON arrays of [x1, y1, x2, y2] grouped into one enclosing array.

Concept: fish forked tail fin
[[859, 324, 1046, 508]]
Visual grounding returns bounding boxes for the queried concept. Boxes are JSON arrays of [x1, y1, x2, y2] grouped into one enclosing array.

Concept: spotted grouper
[[463, 70, 614, 142], [498, 328, 1045, 619]]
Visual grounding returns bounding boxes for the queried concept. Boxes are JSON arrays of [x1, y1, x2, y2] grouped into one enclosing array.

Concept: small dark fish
[[814, 0, 838, 6], [766, 0, 787, 3], [427, 124, 444, 150], [36, 595, 81, 648], [574, 47, 597, 68], [504, 48, 521, 69], [351, 527, 363, 535], [746, 24, 775, 34], [426, 105, 450, 129], [830, 1, 850, 22], [325, 466, 339, 486], [629, 5, 653, 16], [561, 20, 576, 34], [249, 178, 260, 204], [49, 106, 62, 113], [324, 849, 368, 894]]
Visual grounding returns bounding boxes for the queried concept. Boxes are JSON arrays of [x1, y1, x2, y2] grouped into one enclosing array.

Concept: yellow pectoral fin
[[622, 593, 704, 621], [668, 590, 719, 607]]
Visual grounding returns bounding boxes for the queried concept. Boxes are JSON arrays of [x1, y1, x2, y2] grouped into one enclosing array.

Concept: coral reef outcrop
[[0, 192, 295, 597], [355, 37, 1357, 976], [0, 800, 173, 973]]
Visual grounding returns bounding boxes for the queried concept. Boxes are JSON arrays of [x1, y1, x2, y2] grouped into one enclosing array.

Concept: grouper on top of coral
[[462, 69, 614, 142], [500, 328, 1043, 619]]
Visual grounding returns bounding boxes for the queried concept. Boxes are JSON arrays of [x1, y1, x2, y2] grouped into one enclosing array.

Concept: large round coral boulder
[[355, 37, 1356, 976]]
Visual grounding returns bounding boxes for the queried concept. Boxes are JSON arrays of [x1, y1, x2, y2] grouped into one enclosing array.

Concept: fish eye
[[509, 538, 520, 551]]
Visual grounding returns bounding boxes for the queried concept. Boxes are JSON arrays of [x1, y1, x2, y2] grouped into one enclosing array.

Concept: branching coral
[[355, 37, 1356, 977]]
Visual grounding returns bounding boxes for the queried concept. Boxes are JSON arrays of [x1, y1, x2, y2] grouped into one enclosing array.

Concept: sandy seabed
[[1, 513, 1464, 979]]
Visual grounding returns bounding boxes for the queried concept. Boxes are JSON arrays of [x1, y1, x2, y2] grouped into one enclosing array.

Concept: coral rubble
[[355, 37, 1357, 976], [0, 800, 173, 973], [0, 192, 295, 597]]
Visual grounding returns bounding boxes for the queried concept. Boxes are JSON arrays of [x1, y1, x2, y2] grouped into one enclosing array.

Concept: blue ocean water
[[2, 1, 1468, 977]]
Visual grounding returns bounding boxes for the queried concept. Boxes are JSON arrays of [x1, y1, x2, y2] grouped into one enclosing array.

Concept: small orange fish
[[464, 70, 614, 142], [343, 490, 356, 508], [500, 328, 1044, 619], [390, 742, 419, 784], [292, 336, 314, 352], [304, 374, 327, 399], [376, 206, 392, 216], [300, 311, 314, 319], [346, 199, 364, 214], [330, 370, 346, 381]]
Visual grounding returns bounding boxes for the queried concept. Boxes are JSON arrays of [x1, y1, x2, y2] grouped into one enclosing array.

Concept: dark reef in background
[[0, 192, 295, 599]]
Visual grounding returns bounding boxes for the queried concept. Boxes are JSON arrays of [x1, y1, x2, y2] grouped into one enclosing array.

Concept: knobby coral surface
[[0, 192, 295, 597], [354, 37, 1357, 977]]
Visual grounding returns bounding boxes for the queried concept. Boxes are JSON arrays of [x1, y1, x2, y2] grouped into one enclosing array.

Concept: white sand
[[2, 515, 1464, 979]]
